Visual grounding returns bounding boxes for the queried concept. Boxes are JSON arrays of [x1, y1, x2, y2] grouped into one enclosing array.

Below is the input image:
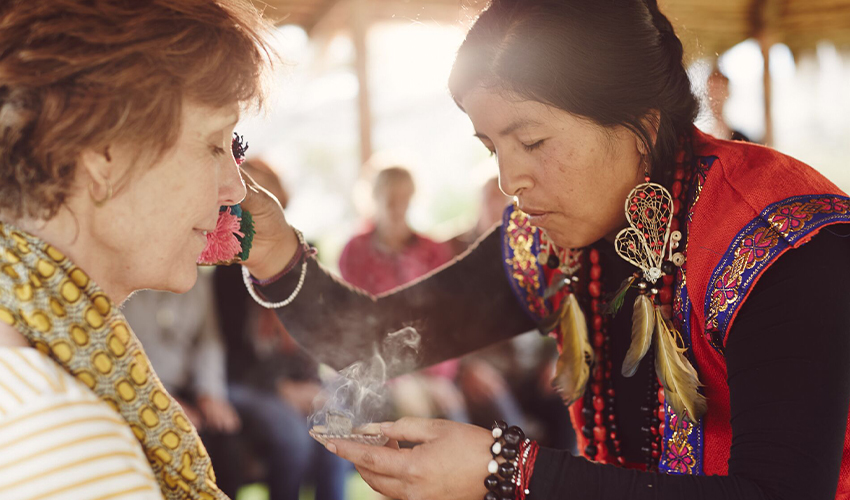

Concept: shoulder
[[757, 223, 850, 286], [693, 129, 846, 215], [729, 225, 850, 351], [0, 348, 159, 498]]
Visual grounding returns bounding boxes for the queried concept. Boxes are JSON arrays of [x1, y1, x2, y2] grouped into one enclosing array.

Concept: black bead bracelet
[[484, 421, 526, 500]]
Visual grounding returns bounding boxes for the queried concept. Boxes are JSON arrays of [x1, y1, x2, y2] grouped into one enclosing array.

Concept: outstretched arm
[[257, 228, 537, 376]]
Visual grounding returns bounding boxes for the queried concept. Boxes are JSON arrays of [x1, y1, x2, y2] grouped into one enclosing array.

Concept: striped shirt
[[0, 347, 162, 500]]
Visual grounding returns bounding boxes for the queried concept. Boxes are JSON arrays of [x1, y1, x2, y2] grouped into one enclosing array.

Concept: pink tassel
[[198, 207, 244, 264]]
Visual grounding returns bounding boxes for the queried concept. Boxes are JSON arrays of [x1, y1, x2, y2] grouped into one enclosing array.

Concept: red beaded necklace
[[544, 150, 694, 470]]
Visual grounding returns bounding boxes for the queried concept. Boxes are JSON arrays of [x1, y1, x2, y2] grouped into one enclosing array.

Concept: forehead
[[460, 88, 568, 136], [463, 88, 546, 119], [180, 101, 240, 135], [461, 86, 614, 145]]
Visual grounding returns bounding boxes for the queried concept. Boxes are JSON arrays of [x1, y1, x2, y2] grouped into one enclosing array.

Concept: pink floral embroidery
[[706, 195, 850, 356], [664, 410, 696, 474], [505, 208, 548, 318], [738, 227, 776, 267], [812, 197, 849, 214], [668, 412, 692, 433], [770, 204, 809, 234], [711, 267, 739, 303], [665, 440, 696, 474]]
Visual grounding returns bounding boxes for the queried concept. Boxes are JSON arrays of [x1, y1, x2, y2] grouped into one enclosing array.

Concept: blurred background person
[[339, 165, 467, 423], [446, 176, 511, 255], [340, 166, 451, 294], [214, 158, 350, 500], [706, 68, 756, 143]]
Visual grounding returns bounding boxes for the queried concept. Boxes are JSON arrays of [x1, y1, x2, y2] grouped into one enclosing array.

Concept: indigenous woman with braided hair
[[0, 1, 271, 498], [239, 0, 850, 499]]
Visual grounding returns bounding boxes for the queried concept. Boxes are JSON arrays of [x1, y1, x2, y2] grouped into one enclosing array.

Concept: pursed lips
[[517, 204, 555, 226]]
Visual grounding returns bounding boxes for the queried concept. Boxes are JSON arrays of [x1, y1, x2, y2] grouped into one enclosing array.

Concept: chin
[[542, 227, 590, 250], [160, 264, 199, 294]]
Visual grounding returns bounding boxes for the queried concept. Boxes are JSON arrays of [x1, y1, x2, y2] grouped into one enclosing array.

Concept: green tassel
[[237, 210, 254, 261], [604, 275, 636, 316]]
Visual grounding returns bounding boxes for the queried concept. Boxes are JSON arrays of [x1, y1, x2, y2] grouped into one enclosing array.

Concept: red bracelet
[[515, 439, 539, 500], [251, 241, 315, 286]]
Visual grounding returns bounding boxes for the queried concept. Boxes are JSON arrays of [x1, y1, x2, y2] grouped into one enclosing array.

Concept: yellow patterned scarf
[[0, 222, 226, 500]]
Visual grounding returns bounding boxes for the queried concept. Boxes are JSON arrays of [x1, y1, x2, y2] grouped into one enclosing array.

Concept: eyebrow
[[473, 119, 543, 140]]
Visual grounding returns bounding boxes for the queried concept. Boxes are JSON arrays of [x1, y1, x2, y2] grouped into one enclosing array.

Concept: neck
[[5, 207, 130, 306], [375, 225, 413, 253], [603, 224, 625, 243], [0, 322, 29, 347]]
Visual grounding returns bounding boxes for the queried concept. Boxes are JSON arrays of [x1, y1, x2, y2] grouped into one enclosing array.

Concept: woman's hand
[[328, 417, 493, 500], [239, 169, 299, 280], [197, 395, 242, 434]]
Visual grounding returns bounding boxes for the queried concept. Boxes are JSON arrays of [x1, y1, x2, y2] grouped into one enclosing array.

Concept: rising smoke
[[311, 326, 421, 429]]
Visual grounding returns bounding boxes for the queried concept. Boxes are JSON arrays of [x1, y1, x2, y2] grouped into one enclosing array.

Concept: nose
[[497, 155, 533, 197], [218, 156, 247, 206]]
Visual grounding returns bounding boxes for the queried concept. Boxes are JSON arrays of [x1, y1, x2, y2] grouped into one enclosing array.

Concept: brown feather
[[552, 293, 593, 406], [653, 308, 707, 423], [622, 293, 655, 377]]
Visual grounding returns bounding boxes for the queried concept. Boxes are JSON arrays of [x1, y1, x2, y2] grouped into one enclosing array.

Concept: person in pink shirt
[[340, 166, 465, 420], [340, 167, 452, 294]]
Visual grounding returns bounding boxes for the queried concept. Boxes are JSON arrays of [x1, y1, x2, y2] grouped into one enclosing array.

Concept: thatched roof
[[253, 0, 850, 56], [662, 0, 850, 58]]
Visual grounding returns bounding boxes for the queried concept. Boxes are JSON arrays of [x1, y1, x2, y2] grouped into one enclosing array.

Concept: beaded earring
[[610, 155, 705, 423], [536, 239, 593, 406]]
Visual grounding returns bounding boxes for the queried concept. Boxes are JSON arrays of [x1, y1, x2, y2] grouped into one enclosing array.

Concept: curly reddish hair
[[0, 0, 274, 219]]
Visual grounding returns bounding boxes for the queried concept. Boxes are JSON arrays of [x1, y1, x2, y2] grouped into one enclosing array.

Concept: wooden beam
[[351, 0, 373, 165], [760, 32, 774, 146]]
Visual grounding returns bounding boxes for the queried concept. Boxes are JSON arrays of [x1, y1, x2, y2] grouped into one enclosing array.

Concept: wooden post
[[750, 0, 778, 147], [352, 0, 373, 165], [759, 33, 774, 147]]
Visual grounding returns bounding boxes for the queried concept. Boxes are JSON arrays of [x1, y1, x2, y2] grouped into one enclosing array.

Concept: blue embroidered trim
[[658, 155, 715, 476], [500, 205, 550, 323], [703, 194, 850, 353]]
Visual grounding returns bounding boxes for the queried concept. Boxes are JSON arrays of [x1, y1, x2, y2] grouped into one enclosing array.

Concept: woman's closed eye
[[522, 139, 546, 152]]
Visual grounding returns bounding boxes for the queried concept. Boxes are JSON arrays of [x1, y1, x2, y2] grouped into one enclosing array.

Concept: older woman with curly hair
[[0, 1, 271, 498]]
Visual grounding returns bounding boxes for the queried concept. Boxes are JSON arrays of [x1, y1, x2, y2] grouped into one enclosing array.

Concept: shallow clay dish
[[309, 423, 389, 447]]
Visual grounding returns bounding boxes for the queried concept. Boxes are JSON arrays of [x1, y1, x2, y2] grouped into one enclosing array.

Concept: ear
[[78, 146, 114, 186], [635, 110, 662, 155]]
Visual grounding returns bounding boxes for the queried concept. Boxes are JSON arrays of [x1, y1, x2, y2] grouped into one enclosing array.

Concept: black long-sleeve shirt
[[259, 223, 850, 499]]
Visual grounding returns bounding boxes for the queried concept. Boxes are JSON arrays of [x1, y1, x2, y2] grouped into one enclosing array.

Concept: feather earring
[[654, 309, 707, 421], [622, 292, 654, 377], [552, 292, 594, 406], [536, 239, 592, 406], [614, 180, 705, 423]]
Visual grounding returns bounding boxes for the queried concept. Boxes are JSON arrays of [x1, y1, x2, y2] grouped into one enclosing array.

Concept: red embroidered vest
[[500, 128, 850, 496]]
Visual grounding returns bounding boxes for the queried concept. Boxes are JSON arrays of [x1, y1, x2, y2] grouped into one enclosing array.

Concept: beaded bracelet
[[242, 228, 309, 309], [484, 421, 531, 500], [516, 439, 539, 500]]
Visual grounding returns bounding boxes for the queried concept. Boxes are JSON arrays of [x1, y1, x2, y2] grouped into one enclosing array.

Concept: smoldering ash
[[311, 326, 421, 432]]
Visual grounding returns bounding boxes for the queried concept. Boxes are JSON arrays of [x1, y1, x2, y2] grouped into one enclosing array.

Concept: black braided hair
[[641, 0, 699, 183]]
